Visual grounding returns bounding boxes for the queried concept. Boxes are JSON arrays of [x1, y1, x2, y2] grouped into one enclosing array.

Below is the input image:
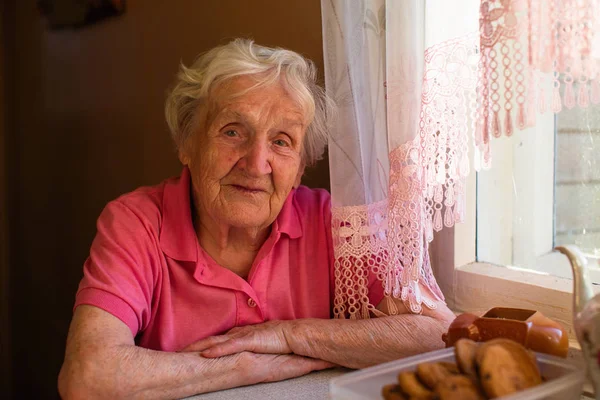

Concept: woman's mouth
[[230, 184, 267, 194]]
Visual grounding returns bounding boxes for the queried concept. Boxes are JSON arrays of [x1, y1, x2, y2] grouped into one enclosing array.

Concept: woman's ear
[[178, 147, 190, 166], [294, 161, 306, 188], [179, 107, 207, 166], [178, 133, 195, 166]]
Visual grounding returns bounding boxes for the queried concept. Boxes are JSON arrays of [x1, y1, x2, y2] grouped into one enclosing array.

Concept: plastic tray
[[330, 347, 585, 400]]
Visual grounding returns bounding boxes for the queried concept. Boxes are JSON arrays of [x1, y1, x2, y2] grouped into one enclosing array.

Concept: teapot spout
[[556, 245, 594, 315]]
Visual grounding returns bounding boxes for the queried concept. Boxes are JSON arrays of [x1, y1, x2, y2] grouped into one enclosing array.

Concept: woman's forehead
[[207, 76, 308, 124], [215, 107, 305, 126]]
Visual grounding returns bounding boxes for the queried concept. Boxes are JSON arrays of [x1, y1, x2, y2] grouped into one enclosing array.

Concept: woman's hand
[[241, 352, 336, 383], [182, 320, 295, 358]]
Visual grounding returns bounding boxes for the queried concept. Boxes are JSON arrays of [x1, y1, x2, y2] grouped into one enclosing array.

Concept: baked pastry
[[454, 338, 479, 382], [381, 384, 406, 400], [397, 371, 435, 399], [381, 338, 544, 399], [416, 362, 460, 389], [434, 375, 485, 400], [476, 338, 542, 398]]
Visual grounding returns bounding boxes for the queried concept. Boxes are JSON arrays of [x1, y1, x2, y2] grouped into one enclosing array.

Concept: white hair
[[165, 38, 335, 167]]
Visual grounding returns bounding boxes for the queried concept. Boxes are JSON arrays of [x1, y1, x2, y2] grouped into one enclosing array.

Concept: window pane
[[476, 96, 599, 279], [476, 111, 555, 270], [555, 106, 600, 259]]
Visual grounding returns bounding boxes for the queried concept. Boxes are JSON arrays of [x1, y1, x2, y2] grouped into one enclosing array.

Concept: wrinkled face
[[180, 75, 307, 231]]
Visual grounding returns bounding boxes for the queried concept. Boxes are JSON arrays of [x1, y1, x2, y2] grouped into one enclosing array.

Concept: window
[[555, 107, 600, 262], [476, 103, 600, 282], [431, 105, 598, 339], [421, 2, 598, 348]]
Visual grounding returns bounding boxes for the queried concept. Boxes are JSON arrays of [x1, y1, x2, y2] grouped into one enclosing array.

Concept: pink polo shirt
[[74, 168, 384, 351]]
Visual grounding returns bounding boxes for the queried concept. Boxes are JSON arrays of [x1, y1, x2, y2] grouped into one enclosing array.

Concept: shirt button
[[247, 298, 257, 308]]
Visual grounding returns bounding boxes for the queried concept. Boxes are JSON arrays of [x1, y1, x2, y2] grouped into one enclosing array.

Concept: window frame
[[429, 148, 596, 339]]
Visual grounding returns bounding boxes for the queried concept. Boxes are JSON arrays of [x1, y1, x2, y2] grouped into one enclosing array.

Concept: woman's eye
[[273, 139, 289, 147], [224, 130, 238, 137]]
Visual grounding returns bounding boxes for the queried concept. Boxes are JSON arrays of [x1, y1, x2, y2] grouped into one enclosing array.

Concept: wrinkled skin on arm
[[58, 305, 334, 400], [187, 292, 455, 369]]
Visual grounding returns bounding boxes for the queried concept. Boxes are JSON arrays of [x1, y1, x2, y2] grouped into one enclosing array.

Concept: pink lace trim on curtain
[[332, 0, 598, 318], [332, 34, 479, 318], [477, 0, 599, 165]]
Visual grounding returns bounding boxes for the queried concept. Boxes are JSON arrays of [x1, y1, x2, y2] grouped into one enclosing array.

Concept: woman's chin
[[218, 206, 274, 230]]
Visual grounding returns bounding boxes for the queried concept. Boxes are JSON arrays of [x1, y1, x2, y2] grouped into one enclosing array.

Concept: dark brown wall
[[1, 0, 13, 397], [7, 1, 328, 397]]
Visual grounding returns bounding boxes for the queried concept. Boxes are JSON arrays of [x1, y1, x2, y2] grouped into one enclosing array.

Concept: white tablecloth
[[186, 369, 349, 400], [184, 346, 593, 399]]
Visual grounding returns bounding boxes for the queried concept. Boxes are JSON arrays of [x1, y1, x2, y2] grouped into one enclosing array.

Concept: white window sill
[[533, 251, 600, 282]]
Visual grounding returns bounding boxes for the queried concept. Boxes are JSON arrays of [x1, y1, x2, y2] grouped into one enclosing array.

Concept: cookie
[[454, 338, 479, 382], [381, 384, 406, 400], [397, 371, 435, 399], [416, 362, 460, 389], [435, 375, 485, 400], [439, 362, 460, 374], [476, 338, 542, 398]]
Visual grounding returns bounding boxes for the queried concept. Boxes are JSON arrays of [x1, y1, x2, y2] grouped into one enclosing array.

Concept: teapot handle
[[556, 245, 594, 316]]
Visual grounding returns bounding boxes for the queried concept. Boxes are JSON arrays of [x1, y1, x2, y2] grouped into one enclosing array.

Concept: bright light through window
[[555, 106, 600, 260], [476, 102, 600, 281]]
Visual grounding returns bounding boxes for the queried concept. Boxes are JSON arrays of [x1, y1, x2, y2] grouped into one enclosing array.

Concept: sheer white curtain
[[323, 0, 600, 319], [321, 0, 480, 318]]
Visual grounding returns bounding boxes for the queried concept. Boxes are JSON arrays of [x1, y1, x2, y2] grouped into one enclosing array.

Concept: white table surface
[[184, 347, 594, 399], [185, 368, 349, 400]]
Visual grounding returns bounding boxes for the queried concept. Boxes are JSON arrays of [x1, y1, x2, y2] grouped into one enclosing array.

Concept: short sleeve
[[323, 194, 384, 311], [74, 200, 160, 336]]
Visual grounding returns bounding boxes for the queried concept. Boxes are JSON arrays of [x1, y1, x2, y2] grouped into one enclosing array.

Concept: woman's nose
[[237, 139, 273, 176]]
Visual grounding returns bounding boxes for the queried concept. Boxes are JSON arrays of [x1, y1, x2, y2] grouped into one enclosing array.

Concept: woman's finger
[[181, 335, 230, 352], [200, 337, 256, 358]]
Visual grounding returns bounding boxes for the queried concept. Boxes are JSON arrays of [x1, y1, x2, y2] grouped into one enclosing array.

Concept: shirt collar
[[160, 167, 303, 261], [160, 167, 198, 262], [274, 187, 303, 239]]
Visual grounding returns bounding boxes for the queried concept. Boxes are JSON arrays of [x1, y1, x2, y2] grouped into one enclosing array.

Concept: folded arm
[[286, 303, 452, 368], [194, 294, 455, 369], [58, 305, 333, 400]]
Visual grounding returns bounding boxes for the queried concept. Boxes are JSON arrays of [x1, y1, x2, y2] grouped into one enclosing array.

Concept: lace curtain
[[322, 0, 480, 318], [476, 0, 600, 168], [322, 0, 600, 319]]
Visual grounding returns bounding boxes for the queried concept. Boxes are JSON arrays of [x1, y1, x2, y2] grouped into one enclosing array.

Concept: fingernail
[[200, 349, 213, 357]]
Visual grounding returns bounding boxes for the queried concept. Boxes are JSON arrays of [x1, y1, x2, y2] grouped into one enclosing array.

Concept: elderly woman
[[58, 39, 454, 399]]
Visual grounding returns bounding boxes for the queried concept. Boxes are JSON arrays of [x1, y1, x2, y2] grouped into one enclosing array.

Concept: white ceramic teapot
[[556, 245, 600, 399]]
